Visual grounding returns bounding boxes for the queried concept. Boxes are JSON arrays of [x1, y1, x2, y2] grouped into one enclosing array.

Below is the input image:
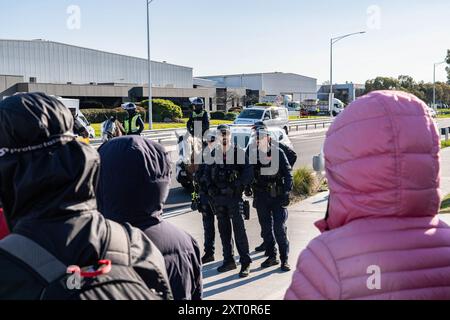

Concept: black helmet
[[189, 97, 205, 108], [206, 131, 217, 143], [252, 121, 267, 131], [217, 124, 231, 135], [253, 122, 270, 140]]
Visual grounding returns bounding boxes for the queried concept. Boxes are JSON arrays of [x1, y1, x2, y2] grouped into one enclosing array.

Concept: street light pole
[[329, 31, 366, 115], [147, 0, 154, 130], [330, 38, 333, 114], [433, 61, 445, 110]]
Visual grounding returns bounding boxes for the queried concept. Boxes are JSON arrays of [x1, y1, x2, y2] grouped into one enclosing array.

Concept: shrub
[[211, 111, 226, 120], [82, 107, 146, 124], [141, 99, 183, 122], [224, 112, 238, 121], [255, 102, 274, 107], [442, 140, 450, 149], [292, 167, 316, 197], [81, 101, 104, 109]]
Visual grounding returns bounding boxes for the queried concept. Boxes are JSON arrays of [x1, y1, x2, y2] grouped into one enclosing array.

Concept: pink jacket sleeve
[[285, 238, 341, 300]]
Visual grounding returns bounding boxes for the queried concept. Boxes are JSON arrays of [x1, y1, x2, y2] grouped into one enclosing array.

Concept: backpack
[[0, 221, 170, 300], [279, 142, 298, 167]]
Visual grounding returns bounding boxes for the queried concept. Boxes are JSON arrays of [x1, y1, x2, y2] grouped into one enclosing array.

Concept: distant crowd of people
[[0, 90, 450, 300]]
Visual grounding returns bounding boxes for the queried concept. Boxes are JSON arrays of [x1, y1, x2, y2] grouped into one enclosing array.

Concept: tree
[[398, 75, 415, 90], [364, 75, 450, 105], [215, 90, 244, 111], [365, 77, 400, 93]]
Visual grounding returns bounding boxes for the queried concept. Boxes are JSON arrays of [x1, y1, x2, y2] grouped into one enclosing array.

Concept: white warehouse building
[[199, 72, 318, 103], [0, 39, 192, 87]]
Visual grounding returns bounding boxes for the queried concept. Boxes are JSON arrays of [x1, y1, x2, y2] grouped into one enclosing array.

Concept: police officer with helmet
[[187, 97, 210, 138], [250, 124, 293, 272], [122, 103, 145, 136], [251, 121, 297, 255], [193, 131, 217, 264], [202, 124, 253, 278]]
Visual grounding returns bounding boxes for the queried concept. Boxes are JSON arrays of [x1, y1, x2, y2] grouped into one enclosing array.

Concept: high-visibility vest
[[192, 111, 205, 119], [124, 114, 141, 134]]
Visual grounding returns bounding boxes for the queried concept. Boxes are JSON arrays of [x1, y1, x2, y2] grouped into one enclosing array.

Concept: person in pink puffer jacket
[[285, 90, 450, 300]]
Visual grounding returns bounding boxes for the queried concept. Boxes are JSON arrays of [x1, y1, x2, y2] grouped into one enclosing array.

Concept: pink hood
[[286, 91, 450, 300], [319, 90, 441, 231]]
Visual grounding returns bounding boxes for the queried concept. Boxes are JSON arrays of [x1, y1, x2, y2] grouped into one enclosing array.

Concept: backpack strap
[[105, 220, 131, 267], [0, 234, 67, 283]]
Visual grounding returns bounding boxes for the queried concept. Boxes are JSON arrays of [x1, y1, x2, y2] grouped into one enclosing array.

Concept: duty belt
[[254, 182, 283, 198]]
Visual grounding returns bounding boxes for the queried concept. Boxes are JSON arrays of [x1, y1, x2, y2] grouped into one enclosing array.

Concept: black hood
[[0, 93, 100, 228], [97, 136, 172, 227]]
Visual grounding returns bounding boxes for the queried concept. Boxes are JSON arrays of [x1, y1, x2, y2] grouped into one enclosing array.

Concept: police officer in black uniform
[[187, 97, 210, 138], [251, 121, 297, 255], [250, 124, 293, 272], [193, 131, 217, 264], [202, 125, 253, 278]]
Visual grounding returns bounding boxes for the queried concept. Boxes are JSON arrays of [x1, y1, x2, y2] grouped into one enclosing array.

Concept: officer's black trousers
[[216, 203, 251, 266], [255, 196, 290, 262], [202, 210, 215, 255]]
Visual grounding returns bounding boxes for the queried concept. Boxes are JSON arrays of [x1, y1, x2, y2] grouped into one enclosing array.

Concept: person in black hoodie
[[0, 93, 172, 300], [97, 136, 203, 300]]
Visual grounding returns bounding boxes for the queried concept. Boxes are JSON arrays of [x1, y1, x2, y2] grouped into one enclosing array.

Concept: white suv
[[234, 106, 290, 134]]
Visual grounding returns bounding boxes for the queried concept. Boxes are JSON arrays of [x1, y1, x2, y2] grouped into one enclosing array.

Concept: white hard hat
[[121, 102, 137, 110]]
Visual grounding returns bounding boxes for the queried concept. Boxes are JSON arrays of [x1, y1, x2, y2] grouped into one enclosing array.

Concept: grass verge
[[91, 119, 233, 137]]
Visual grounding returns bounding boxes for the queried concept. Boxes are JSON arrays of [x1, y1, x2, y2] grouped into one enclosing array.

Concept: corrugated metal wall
[[262, 73, 317, 100], [0, 40, 193, 88]]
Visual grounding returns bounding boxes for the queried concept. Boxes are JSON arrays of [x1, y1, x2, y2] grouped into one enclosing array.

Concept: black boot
[[281, 261, 291, 272], [202, 253, 215, 264], [217, 260, 237, 273], [255, 243, 266, 252], [261, 256, 280, 269], [239, 264, 251, 278]]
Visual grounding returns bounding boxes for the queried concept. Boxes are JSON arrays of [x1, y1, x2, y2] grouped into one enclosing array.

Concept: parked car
[[234, 106, 290, 134], [304, 98, 344, 116]]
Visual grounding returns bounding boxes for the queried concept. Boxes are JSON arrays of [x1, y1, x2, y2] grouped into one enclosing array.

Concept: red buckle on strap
[[67, 260, 112, 279]]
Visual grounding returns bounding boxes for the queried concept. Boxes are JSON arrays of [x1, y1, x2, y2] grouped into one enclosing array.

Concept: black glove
[[280, 193, 291, 207]]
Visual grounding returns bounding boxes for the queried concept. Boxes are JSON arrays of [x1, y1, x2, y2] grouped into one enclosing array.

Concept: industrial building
[[317, 83, 366, 104], [197, 72, 318, 109], [0, 39, 216, 111]]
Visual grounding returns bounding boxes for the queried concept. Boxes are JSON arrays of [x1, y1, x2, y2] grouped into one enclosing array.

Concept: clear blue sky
[[1, 0, 449, 84]]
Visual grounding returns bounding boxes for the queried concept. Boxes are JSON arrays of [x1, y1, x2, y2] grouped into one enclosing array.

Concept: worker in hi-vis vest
[[187, 97, 210, 138], [122, 103, 145, 136]]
